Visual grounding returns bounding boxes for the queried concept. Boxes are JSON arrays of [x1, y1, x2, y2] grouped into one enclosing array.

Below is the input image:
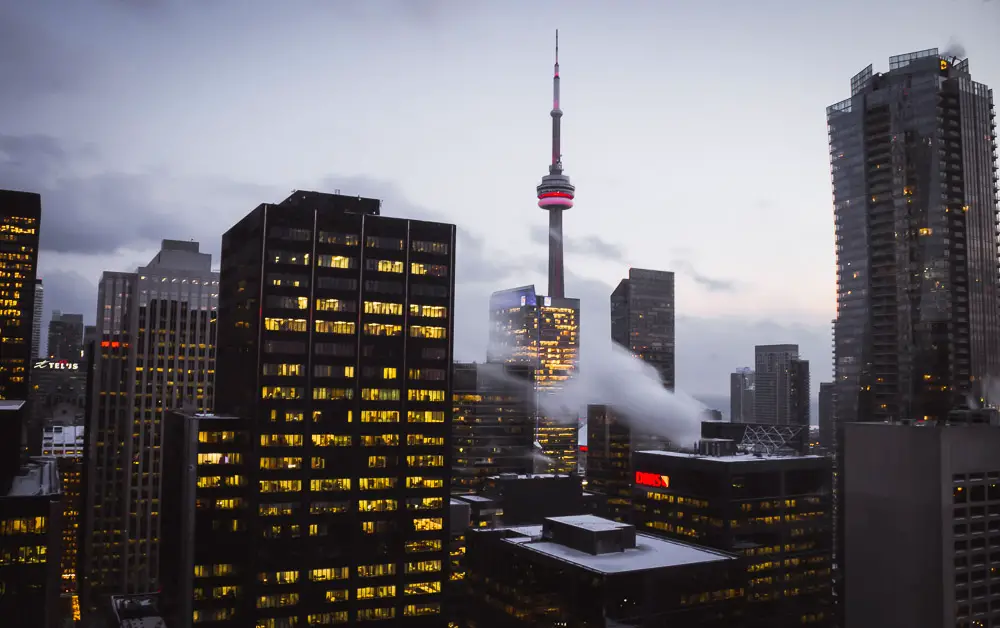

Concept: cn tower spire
[[537, 29, 575, 299]]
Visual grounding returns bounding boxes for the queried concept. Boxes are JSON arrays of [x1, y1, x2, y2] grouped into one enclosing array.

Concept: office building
[[586, 403, 666, 522], [730, 369, 755, 422], [840, 423, 1000, 628], [789, 358, 810, 428], [0, 190, 41, 404], [634, 445, 833, 627], [489, 285, 579, 473], [0, 455, 64, 628], [33, 278, 43, 360], [160, 412, 251, 627], [818, 383, 834, 451], [452, 362, 535, 492], [80, 240, 218, 616], [829, 49, 1000, 425], [753, 344, 800, 425], [213, 190, 455, 625], [463, 514, 743, 627], [106, 594, 168, 628], [611, 268, 676, 389], [47, 310, 84, 361], [26, 356, 87, 457]]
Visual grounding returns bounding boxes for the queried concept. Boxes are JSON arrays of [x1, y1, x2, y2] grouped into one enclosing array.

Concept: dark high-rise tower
[[536, 30, 575, 299], [828, 50, 1000, 425], [610, 268, 675, 389], [754, 344, 800, 425], [47, 311, 84, 361], [0, 190, 40, 403]]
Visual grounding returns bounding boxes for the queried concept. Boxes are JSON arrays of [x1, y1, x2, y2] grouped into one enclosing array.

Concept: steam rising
[[943, 38, 967, 60]]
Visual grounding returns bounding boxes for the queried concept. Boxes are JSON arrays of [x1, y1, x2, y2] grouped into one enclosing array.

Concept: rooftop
[[7, 457, 60, 497], [496, 515, 734, 575], [0, 400, 25, 412], [637, 450, 824, 464]]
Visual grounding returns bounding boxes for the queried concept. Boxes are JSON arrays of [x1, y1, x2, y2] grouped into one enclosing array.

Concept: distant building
[[26, 357, 87, 456], [106, 594, 168, 628], [47, 310, 84, 361], [634, 445, 833, 627], [477, 473, 591, 527], [0, 456, 63, 628], [80, 240, 218, 617], [790, 358, 810, 427], [611, 268, 675, 389], [818, 382, 834, 450], [463, 515, 743, 626], [489, 285, 579, 474], [829, 50, 1000, 424], [33, 279, 44, 360], [730, 368, 755, 422], [840, 423, 1000, 628], [452, 362, 535, 492], [754, 344, 800, 425]]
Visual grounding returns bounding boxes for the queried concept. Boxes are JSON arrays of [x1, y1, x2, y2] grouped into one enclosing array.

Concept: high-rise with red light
[[536, 30, 575, 299]]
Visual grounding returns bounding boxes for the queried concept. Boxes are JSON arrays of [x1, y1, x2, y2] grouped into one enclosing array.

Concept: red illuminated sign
[[635, 471, 669, 489]]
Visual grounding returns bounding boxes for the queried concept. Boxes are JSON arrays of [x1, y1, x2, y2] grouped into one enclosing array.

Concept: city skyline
[[2, 1, 999, 397]]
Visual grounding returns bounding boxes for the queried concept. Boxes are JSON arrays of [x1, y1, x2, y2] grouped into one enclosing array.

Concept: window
[[323, 590, 348, 603], [362, 388, 400, 401], [267, 274, 309, 288], [256, 593, 300, 608], [404, 581, 441, 595], [407, 434, 444, 446], [361, 410, 400, 423], [271, 251, 309, 265], [317, 231, 359, 246], [358, 499, 398, 512], [357, 608, 395, 621], [366, 259, 404, 273], [262, 387, 304, 400], [317, 276, 357, 290], [408, 368, 446, 381], [407, 497, 444, 510], [310, 567, 349, 582], [410, 263, 448, 277], [366, 236, 404, 250], [310, 478, 351, 492], [260, 457, 302, 470], [258, 570, 300, 584], [264, 318, 308, 332], [259, 503, 298, 516], [260, 434, 304, 447], [317, 255, 355, 269], [307, 610, 348, 624], [0, 517, 46, 535], [364, 301, 404, 315], [405, 540, 442, 553], [411, 284, 448, 298], [411, 240, 448, 254], [410, 325, 446, 339], [362, 434, 399, 447], [316, 298, 355, 312], [269, 410, 304, 422], [409, 304, 447, 318], [314, 365, 355, 378], [405, 559, 442, 573], [315, 320, 355, 334], [406, 455, 444, 468], [364, 323, 402, 336], [403, 603, 440, 617], [363, 280, 403, 294], [313, 388, 354, 401], [312, 434, 352, 447], [407, 477, 444, 489], [315, 342, 354, 356], [358, 563, 396, 578], [362, 366, 397, 379], [198, 453, 243, 465], [408, 411, 445, 423], [408, 389, 445, 402], [265, 340, 307, 354], [259, 480, 302, 493], [263, 363, 304, 376], [309, 502, 349, 515], [269, 226, 311, 241], [266, 295, 309, 310], [422, 347, 447, 360], [359, 477, 396, 490]]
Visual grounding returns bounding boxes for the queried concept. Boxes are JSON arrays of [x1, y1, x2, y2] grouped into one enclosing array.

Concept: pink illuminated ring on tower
[[538, 191, 574, 209]]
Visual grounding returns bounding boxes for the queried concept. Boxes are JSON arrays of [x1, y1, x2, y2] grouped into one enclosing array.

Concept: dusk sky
[[2, 0, 998, 399]]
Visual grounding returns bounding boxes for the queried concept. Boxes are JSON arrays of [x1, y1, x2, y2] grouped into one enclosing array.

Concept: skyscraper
[[0, 190, 41, 403], [730, 368, 755, 422], [829, 49, 1000, 425], [610, 268, 675, 389], [33, 278, 43, 360], [789, 358, 811, 428], [753, 344, 800, 425], [818, 382, 834, 450], [80, 240, 218, 616], [47, 310, 84, 361], [489, 285, 579, 473], [213, 190, 455, 625]]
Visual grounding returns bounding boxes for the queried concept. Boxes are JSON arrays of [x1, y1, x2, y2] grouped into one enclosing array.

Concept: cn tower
[[536, 29, 575, 299]]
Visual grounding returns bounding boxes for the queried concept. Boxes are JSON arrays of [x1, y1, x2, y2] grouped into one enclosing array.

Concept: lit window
[[264, 318, 308, 332], [363, 323, 402, 336], [309, 567, 349, 581], [408, 411, 445, 423], [315, 298, 355, 312], [410, 263, 448, 277], [361, 410, 400, 423], [317, 255, 354, 269], [262, 363, 304, 376], [313, 388, 354, 401], [364, 301, 404, 315], [406, 455, 444, 468], [261, 386, 304, 400], [260, 434, 304, 447], [317, 232, 359, 246], [310, 478, 351, 492], [408, 389, 445, 402], [404, 581, 441, 595], [259, 480, 302, 493], [359, 477, 396, 490], [311, 434, 351, 447], [361, 388, 400, 401], [366, 259, 404, 273], [315, 320, 355, 334], [358, 499, 397, 512], [410, 325, 447, 339]]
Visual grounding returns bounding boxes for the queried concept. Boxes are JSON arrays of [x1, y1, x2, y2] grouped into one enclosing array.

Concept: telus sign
[[33, 360, 80, 371]]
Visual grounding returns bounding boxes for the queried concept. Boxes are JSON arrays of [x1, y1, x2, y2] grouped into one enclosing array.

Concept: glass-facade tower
[[610, 268, 675, 390]]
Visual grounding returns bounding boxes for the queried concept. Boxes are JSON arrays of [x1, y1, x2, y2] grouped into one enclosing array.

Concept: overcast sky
[[2, 0, 998, 398]]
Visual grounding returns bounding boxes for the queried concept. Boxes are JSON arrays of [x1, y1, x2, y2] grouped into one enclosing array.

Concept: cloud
[[528, 225, 625, 261], [670, 258, 738, 293]]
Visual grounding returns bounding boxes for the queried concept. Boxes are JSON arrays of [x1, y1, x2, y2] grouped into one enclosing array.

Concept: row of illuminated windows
[[268, 231, 447, 255], [260, 386, 446, 405], [270, 253, 449, 276], [263, 364, 355, 378], [196, 476, 246, 488], [0, 517, 47, 535], [264, 318, 447, 339], [0, 545, 47, 565]]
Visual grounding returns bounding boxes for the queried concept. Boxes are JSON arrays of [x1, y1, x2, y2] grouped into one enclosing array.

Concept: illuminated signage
[[635, 471, 669, 489], [33, 360, 80, 371], [521, 296, 527, 306], [544, 296, 552, 307]]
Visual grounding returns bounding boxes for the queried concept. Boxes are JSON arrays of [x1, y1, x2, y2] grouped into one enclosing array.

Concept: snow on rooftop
[[7, 457, 59, 497], [636, 450, 823, 463]]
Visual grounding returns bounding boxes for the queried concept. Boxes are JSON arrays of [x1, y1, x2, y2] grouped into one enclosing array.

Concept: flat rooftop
[[487, 473, 575, 480], [0, 400, 25, 412], [452, 494, 496, 503], [637, 450, 824, 464], [497, 515, 734, 575], [7, 457, 60, 497]]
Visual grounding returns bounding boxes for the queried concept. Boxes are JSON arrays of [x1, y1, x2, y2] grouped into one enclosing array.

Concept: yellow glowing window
[[358, 564, 397, 579], [406, 455, 444, 468], [368, 259, 404, 273], [269, 410, 305, 422], [919, 228, 933, 236], [262, 363, 304, 376], [410, 325, 446, 339], [259, 480, 302, 493], [315, 320, 355, 334], [368, 455, 389, 468], [0, 517, 47, 535], [409, 304, 447, 318], [256, 593, 300, 609], [324, 590, 348, 603], [404, 581, 441, 596], [361, 410, 400, 423], [362, 434, 399, 447], [405, 560, 442, 573], [260, 434, 303, 447], [408, 389, 445, 402], [359, 477, 396, 490], [407, 434, 444, 446], [307, 611, 349, 624], [358, 499, 397, 512], [309, 567, 349, 581], [315, 298, 353, 312], [214, 499, 243, 510], [310, 478, 351, 492], [318, 232, 359, 246], [407, 497, 444, 511], [312, 434, 351, 447], [198, 431, 237, 444], [364, 301, 403, 315], [406, 477, 444, 489], [311, 457, 325, 469], [403, 603, 440, 617], [361, 388, 400, 401], [261, 386, 304, 400], [197, 476, 221, 488], [259, 503, 297, 516], [364, 322, 402, 336], [382, 367, 397, 379], [405, 540, 442, 553], [357, 587, 397, 602], [257, 571, 299, 584], [317, 255, 354, 269], [411, 519, 443, 532], [264, 318, 308, 332], [408, 411, 445, 423], [313, 388, 354, 401], [271, 251, 309, 265]]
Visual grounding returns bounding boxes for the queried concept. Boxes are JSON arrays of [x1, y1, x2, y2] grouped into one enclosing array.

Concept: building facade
[[829, 49, 1000, 425], [489, 285, 579, 474], [818, 383, 834, 451], [0, 190, 41, 404], [33, 278, 43, 360], [452, 362, 535, 493], [789, 358, 811, 428], [610, 268, 675, 389], [213, 190, 456, 625], [47, 310, 84, 361], [80, 240, 218, 616], [753, 344, 800, 426], [730, 368, 755, 423]]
